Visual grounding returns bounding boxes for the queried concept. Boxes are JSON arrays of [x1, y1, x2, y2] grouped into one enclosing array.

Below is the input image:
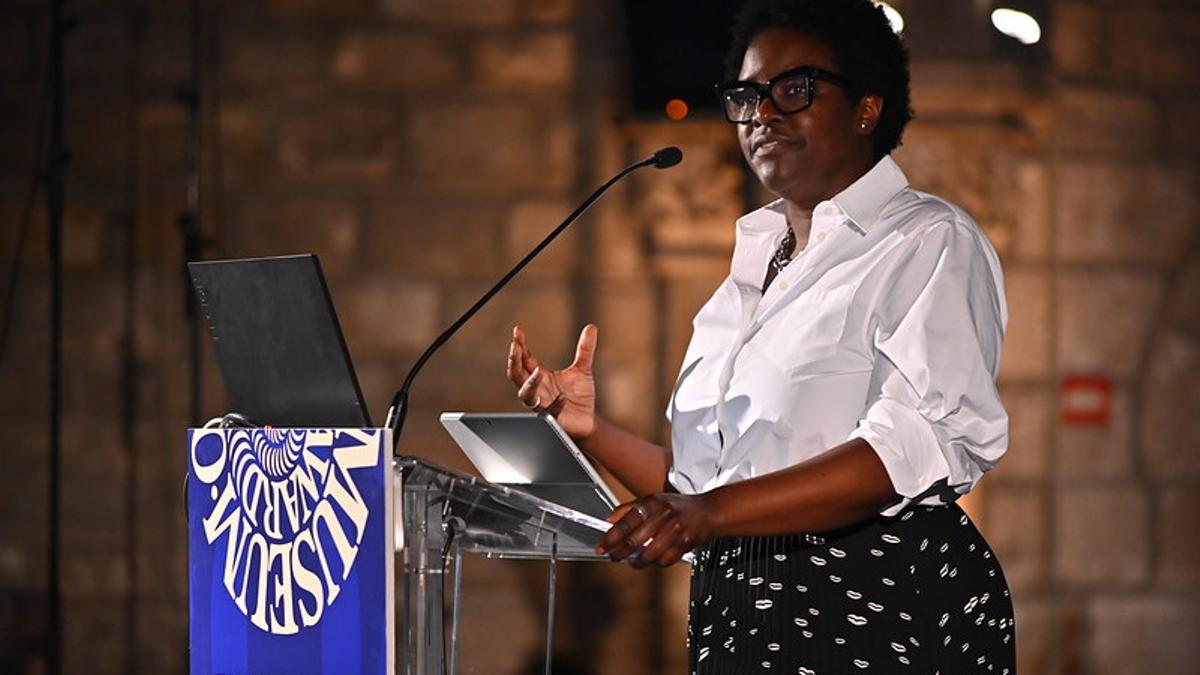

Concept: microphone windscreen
[[651, 146, 683, 169]]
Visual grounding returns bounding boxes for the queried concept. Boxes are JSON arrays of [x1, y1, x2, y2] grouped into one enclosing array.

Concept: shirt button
[[778, 281, 789, 289], [816, 231, 827, 242]]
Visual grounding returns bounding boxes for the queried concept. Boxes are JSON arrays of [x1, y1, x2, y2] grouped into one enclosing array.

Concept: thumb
[[571, 323, 598, 374]]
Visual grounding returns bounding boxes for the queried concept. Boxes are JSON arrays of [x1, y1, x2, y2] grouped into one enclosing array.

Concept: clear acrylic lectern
[[396, 457, 611, 675]]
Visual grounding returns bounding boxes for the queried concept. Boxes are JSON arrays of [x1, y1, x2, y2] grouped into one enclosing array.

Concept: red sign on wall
[[1060, 375, 1112, 427]]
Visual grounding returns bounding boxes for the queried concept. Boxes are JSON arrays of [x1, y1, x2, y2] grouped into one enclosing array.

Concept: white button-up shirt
[[666, 156, 1008, 516]]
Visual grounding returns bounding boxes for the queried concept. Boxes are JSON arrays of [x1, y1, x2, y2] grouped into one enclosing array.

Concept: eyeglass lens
[[722, 73, 813, 122]]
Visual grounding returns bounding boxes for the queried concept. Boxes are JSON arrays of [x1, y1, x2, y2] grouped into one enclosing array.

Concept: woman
[[507, 1, 1015, 672]]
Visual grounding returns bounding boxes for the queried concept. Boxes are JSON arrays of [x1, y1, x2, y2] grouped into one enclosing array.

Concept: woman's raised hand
[[507, 324, 598, 440]]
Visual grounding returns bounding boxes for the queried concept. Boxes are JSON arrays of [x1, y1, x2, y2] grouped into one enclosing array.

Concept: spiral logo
[[190, 428, 382, 634], [254, 428, 304, 480]]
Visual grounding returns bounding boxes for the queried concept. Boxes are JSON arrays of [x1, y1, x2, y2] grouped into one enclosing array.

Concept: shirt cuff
[[848, 397, 952, 517]]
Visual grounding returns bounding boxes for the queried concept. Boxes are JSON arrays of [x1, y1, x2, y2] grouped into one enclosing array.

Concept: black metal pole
[[121, 3, 145, 672], [179, 0, 205, 426], [46, 0, 67, 672]]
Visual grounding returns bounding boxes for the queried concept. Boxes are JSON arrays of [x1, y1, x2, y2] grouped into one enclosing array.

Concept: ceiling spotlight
[[991, 7, 1041, 45], [874, 1, 905, 33]]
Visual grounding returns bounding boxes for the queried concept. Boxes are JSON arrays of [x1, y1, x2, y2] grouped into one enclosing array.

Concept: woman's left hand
[[597, 492, 717, 568]]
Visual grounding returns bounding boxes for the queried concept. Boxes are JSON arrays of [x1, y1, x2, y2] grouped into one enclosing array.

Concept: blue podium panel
[[187, 428, 394, 675]]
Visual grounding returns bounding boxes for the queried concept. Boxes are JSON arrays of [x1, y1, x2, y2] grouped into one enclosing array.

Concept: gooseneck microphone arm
[[385, 146, 683, 453]]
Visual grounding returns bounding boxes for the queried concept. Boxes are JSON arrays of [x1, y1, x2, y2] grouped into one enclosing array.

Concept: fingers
[[506, 339, 526, 384], [510, 323, 593, 415], [598, 503, 637, 554], [598, 495, 705, 568], [598, 499, 665, 563], [543, 392, 568, 416], [516, 368, 543, 409], [605, 503, 634, 525], [636, 520, 690, 568], [512, 325, 542, 377], [508, 325, 545, 389], [597, 510, 646, 561], [623, 511, 676, 568], [512, 323, 594, 384], [570, 323, 598, 375]]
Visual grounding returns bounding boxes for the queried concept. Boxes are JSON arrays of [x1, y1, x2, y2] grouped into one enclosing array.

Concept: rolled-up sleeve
[[848, 220, 1008, 516]]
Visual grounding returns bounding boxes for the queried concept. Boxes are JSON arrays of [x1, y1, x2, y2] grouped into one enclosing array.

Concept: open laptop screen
[[188, 254, 371, 427]]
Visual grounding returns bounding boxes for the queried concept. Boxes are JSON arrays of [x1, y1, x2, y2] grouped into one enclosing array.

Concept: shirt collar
[[735, 155, 910, 235], [735, 199, 788, 235], [830, 155, 909, 232]]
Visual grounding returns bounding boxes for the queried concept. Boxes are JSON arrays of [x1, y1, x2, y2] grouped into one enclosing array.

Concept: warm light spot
[[991, 8, 1041, 45], [665, 98, 689, 121], [874, 1, 904, 33]]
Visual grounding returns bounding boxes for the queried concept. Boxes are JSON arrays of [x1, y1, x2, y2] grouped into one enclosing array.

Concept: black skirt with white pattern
[[687, 503, 1015, 674]]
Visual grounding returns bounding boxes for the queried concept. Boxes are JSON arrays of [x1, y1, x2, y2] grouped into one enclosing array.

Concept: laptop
[[440, 412, 620, 520], [439, 412, 695, 563], [188, 254, 371, 427]]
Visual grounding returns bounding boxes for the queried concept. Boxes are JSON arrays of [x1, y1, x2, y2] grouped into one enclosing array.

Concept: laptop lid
[[439, 412, 619, 520], [188, 254, 371, 427]]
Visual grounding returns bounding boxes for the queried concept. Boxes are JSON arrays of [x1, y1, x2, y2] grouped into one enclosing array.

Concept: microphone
[[651, 146, 682, 169], [384, 147, 684, 452]]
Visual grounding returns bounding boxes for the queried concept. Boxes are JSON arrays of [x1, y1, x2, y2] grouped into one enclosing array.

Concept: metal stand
[[544, 535, 558, 675], [400, 477, 448, 675], [46, 1, 69, 672], [448, 548, 463, 675], [177, 0, 211, 426], [397, 458, 610, 675]]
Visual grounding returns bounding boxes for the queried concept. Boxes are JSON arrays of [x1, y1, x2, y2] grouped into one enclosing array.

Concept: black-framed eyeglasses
[[715, 66, 852, 124]]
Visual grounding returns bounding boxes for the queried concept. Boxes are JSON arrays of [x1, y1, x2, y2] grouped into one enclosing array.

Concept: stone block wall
[[0, 1, 1197, 674], [0, 1, 660, 673], [1015, 2, 1198, 673]]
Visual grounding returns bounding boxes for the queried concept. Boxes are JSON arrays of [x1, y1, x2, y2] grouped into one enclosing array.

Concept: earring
[[860, 122, 868, 130]]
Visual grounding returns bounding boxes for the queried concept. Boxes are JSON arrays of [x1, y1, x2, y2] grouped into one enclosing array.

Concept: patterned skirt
[[687, 504, 1015, 674]]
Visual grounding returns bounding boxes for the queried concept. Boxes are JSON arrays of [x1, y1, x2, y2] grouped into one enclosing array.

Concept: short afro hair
[[724, 0, 914, 159]]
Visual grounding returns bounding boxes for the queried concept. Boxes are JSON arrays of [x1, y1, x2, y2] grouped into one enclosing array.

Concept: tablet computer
[[439, 412, 619, 521]]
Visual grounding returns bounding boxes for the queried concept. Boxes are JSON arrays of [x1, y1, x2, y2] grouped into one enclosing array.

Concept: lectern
[[398, 456, 610, 675], [187, 427, 609, 675]]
